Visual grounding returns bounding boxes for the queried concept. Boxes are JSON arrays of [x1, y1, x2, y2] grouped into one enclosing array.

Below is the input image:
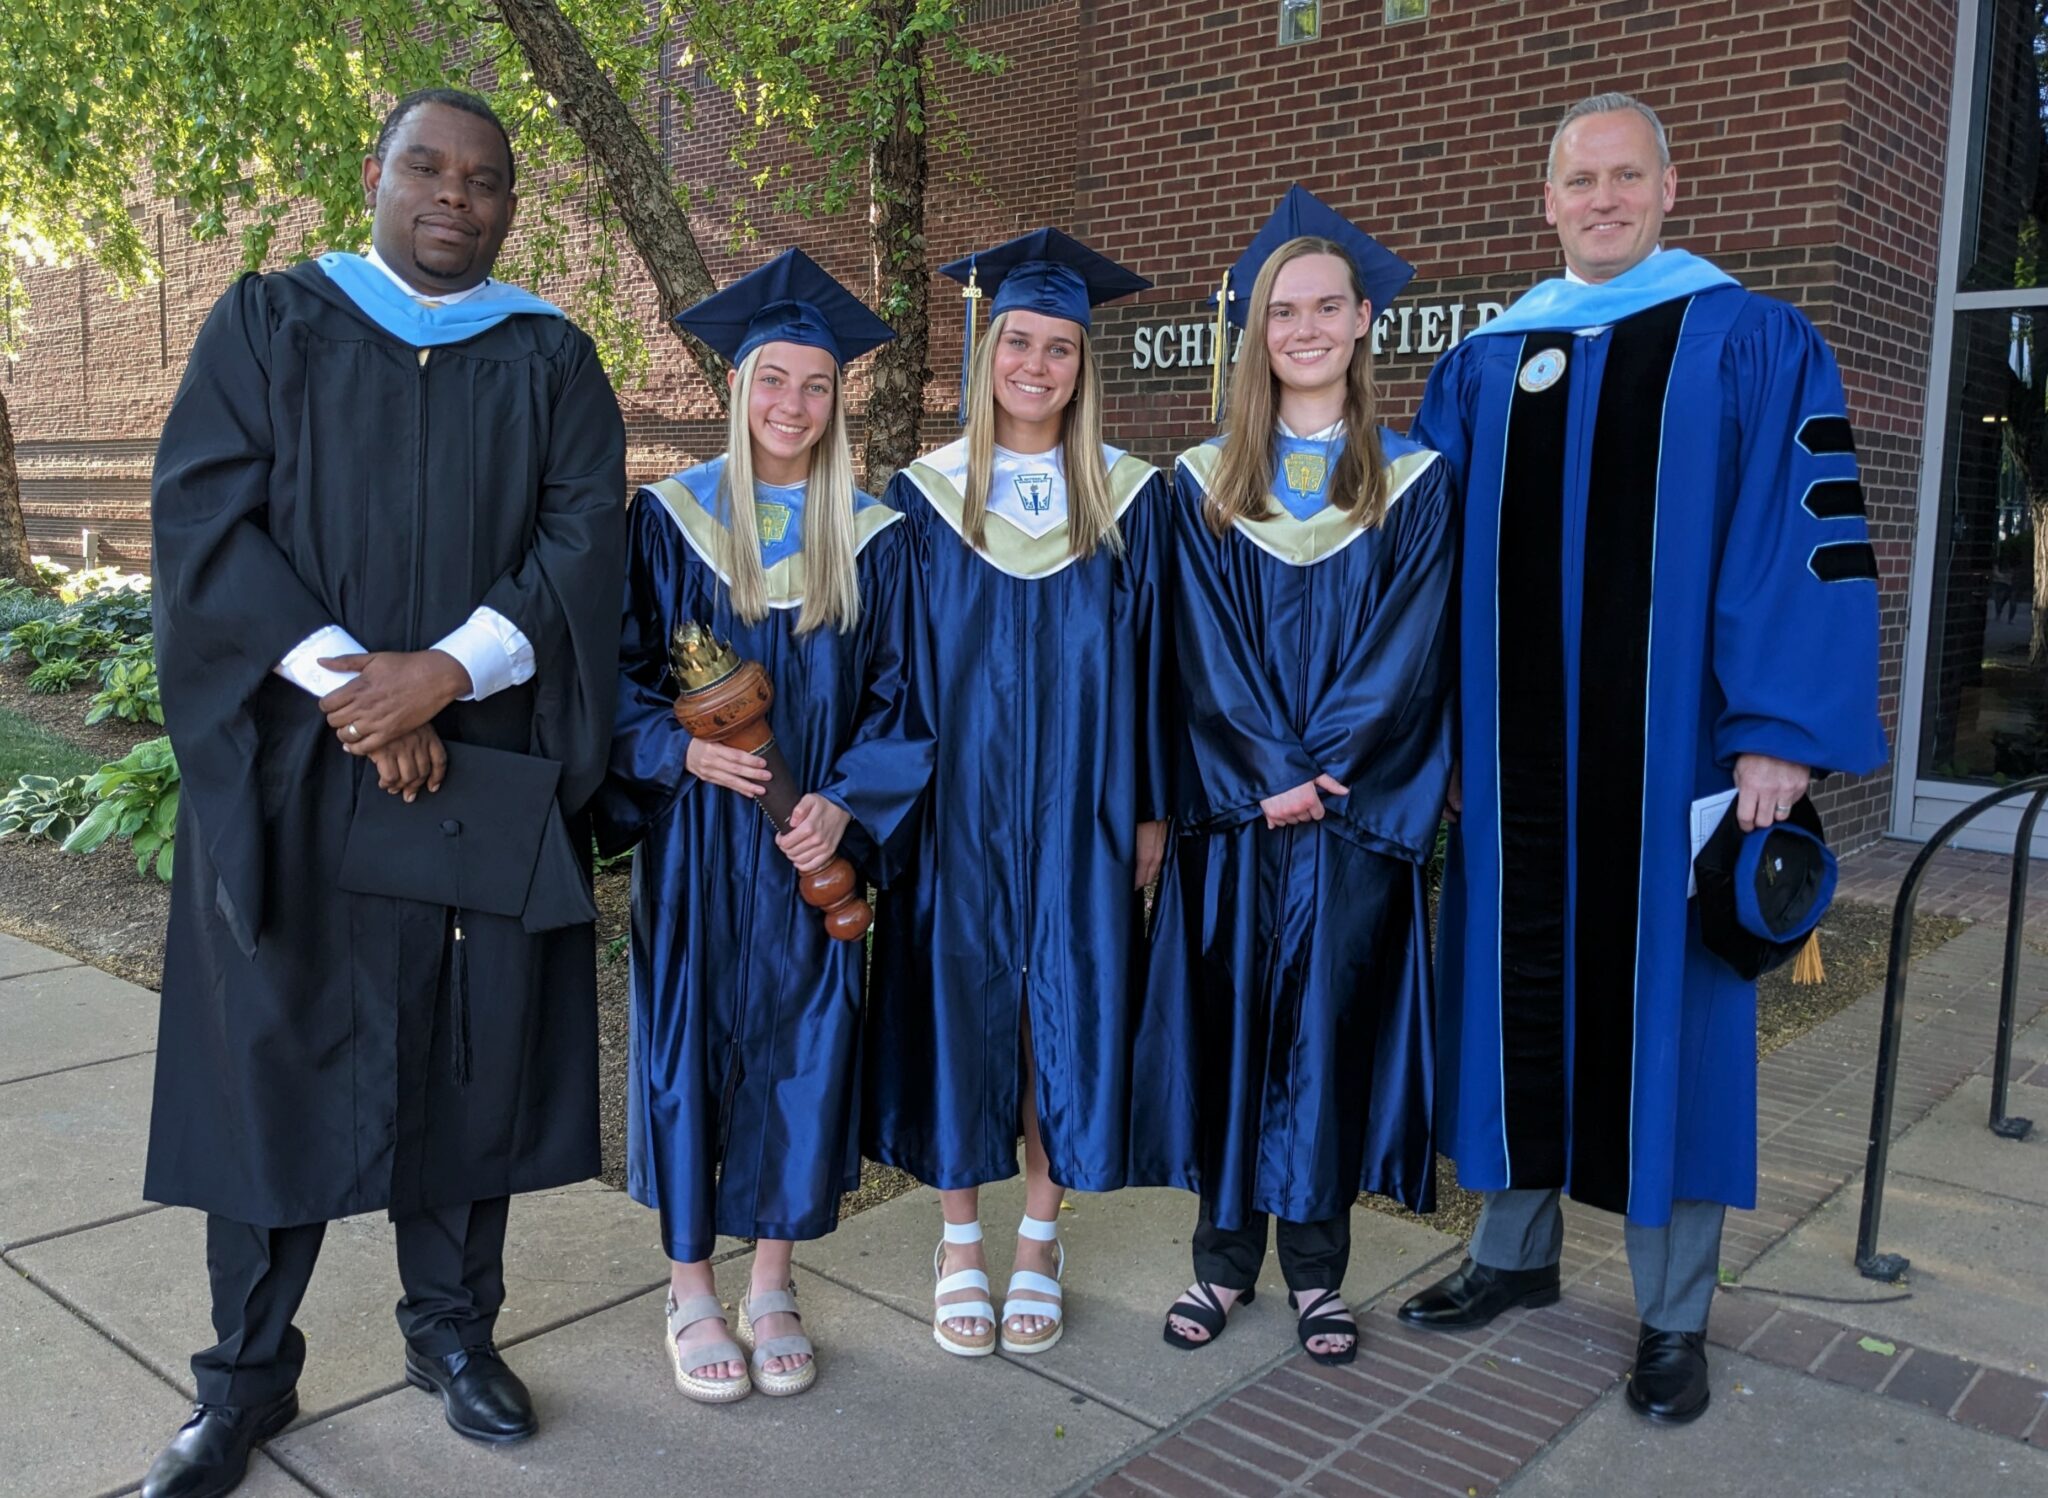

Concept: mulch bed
[[0, 655, 162, 764]]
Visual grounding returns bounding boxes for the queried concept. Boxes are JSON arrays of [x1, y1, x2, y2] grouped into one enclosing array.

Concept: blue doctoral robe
[[862, 439, 1172, 1191], [1129, 429, 1455, 1228], [1414, 265, 1888, 1227], [591, 460, 933, 1261]]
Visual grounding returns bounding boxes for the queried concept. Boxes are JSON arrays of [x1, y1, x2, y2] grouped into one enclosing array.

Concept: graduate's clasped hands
[[316, 648, 473, 800], [1260, 771, 1349, 829]]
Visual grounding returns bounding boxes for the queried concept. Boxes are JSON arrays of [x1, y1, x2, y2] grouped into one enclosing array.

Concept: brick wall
[[3, 0, 1956, 846]]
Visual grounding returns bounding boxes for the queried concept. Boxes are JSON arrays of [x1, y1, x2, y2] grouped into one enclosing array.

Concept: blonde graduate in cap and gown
[[1132, 188, 1455, 1365], [593, 249, 933, 1403], [863, 228, 1173, 1358]]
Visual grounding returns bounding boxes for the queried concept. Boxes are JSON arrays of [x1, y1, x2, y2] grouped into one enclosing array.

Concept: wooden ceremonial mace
[[669, 622, 872, 941]]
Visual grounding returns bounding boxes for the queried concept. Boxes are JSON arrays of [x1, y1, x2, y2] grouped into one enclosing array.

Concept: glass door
[[1902, 0, 2048, 851]]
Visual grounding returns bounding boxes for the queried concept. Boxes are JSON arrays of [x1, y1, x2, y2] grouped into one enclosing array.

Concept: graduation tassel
[[450, 915, 472, 1086], [958, 258, 982, 425], [1791, 930, 1825, 986], [1209, 272, 1228, 422]]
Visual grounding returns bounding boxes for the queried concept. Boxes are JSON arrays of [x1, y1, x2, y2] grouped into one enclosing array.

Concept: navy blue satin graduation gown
[[1415, 283, 1887, 1225], [591, 469, 932, 1261], [862, 441, 1172, 1191], [1129, 430, 1454, 1229]]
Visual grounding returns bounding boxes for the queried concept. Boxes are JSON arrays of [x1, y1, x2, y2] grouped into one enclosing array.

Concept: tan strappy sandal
[[664, 1292, 751, 1404], [932, 1218, 998, 1356], [735, 1284, 818, 1397], [1000, 1213, 1066, 1355]]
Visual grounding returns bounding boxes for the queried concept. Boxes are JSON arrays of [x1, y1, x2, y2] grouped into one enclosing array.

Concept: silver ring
[[1773, 803, 1791, 813], [347, 723, 362, 741]]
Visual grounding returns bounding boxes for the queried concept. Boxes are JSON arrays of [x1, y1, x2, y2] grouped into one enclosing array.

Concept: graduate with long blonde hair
[[1130, 189, 1455, 1366], [863, 229, 1171, 1359], [594, 249, 932, 1404]]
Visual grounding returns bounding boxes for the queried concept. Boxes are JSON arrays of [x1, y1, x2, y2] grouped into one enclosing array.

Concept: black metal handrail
[[1854, 773, 2048, 1281]]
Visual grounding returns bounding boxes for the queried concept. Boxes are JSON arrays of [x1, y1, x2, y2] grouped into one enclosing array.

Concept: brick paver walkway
[[1077, 849, 2048, 1497], [1834, 836, 2048, 927]]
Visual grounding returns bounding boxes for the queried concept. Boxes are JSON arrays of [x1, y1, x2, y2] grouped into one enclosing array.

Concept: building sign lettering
[[1128, 300, 1507, 373]]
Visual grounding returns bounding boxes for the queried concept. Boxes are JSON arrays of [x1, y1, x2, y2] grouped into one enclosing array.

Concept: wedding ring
[[347, 723, 362, 741], [1773, 803, 1791, 813]]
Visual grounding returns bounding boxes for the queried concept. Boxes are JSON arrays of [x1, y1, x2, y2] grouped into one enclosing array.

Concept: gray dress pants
[[1468, 1187, 1726, 1333]]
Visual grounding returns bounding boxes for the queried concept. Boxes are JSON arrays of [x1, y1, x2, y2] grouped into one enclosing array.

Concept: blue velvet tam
[[939, 227, 1151, 330], [673, 247, 895, 367], [1216, 185, 1415, 328], [1694, 796, 1838, 980]]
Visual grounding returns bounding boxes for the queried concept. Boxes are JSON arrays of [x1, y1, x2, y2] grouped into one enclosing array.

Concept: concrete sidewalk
[[4, 842, 2047, 1497]]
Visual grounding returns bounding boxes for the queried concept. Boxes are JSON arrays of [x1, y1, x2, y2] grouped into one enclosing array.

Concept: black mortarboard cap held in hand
[[1694, 795, 1838, 981]]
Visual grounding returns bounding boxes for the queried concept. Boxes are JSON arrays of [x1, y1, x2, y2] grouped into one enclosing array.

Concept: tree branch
[[493, 0, 728, 401]]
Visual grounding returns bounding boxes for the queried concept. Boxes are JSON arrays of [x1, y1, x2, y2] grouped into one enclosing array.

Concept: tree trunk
[[2033, 500, 2048, 664], [493, 0, 729, 402], [861, 8, 933, 488], [0, 388, 35, 586]]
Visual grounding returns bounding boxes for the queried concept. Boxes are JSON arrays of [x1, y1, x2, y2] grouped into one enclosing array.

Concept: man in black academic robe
[[140, 89, 625, 1498]]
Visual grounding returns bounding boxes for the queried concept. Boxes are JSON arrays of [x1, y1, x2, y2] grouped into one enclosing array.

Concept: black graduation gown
[[146, 263, 626, 1228]]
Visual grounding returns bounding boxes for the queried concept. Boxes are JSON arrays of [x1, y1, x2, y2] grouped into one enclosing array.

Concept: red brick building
[[13, 0, 2045, 855]]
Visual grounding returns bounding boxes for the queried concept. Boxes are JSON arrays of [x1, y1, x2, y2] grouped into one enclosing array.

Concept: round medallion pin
[[1518, 349, 1567, 393]]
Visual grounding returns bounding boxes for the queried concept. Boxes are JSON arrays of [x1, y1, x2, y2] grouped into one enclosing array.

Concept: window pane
[[1921, 308, 2048, 784], [1958, 1, 2048, 291]]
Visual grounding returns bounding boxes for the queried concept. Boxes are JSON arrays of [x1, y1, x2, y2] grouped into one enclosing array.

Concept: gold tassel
[[1210, 269, 1231, 424], [1791, 930, 1825, 986]]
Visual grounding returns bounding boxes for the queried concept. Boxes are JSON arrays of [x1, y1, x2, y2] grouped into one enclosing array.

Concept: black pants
[[190, 1197, 511, 1405], [1191, 1198, 1351, 1295]]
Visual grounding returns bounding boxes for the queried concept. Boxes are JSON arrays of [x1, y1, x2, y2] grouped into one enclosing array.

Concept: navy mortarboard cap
[[673, 247, 895, 368], [1216, 185, 1415, 329], [939, 228, 1151, 330], [1694, 797, 1839, 982]]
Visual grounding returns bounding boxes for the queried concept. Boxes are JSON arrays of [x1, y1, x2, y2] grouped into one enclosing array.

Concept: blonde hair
[[1206, 236, 1389, 537], [960, 310, 1124, 558], [718, 347, 862, 634]]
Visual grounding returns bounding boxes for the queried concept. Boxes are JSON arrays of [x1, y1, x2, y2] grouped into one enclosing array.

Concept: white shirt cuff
[[274, 624, 367, 697], [431, 607, 534, 702]]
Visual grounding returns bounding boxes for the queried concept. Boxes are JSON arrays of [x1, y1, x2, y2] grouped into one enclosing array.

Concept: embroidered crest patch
[[1282, 451, 1327, 495], [1518, 348, 1567, 393], [755, 502, 792, 543], [1014, 472, 1056, 514]]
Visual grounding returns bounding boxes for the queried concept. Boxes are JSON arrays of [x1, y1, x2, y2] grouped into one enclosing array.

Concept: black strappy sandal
[[1288, 1288, 1358, 1366], [1162, 1282, 1255, 1350]]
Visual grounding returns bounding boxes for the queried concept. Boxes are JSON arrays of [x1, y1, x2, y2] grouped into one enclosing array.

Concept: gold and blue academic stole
[[644, 477, 903, 609], [1176, 440, 1438, 568]]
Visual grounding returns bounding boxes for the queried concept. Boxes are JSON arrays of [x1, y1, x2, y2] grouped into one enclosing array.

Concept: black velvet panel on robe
[[146, 264, 626, 1227]]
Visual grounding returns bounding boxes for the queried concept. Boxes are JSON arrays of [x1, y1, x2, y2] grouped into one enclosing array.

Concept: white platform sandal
[[735, 1284, 818, 1397], [1000, 1213, 1066, 1355], [664, 1292, 751, 1404], [932, 1218, 997, 1357]]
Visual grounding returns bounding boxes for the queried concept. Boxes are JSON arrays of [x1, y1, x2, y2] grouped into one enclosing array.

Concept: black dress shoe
[[1625, 1325, 1711, 1424], [1396, 1257, 1561, 1331], [404, 1341, 538, 1444], [141, 1389, 299, 1498]]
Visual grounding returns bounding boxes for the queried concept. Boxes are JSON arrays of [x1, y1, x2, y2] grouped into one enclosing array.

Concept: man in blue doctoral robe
[[1400, 92, 1886, 1424]]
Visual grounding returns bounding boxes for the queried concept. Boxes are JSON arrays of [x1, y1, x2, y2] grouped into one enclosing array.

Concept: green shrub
[[67, 583, 152, 639], [63, 736, 181, 882], [0, 584, 62, 634], [4, 617, 121, 667], [87, 640, 162, 725], [0, 773, 94, 843], [27, 658, 92, 694]]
